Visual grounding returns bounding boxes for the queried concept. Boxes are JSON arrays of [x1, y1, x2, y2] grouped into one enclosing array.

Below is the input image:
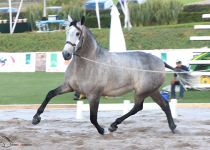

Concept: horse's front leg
[[88, 94, 104, 135], [32, 83, 72, 125]]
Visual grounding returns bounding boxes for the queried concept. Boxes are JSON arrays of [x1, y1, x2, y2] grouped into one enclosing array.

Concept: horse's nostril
[[62, 51, 71, 60]]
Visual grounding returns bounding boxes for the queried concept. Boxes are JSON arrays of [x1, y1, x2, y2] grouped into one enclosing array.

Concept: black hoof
[[170, 124, 177, 133], [98, 127, 105, 135], [32, 116, 41, 125], [108, 124, 118, 132]]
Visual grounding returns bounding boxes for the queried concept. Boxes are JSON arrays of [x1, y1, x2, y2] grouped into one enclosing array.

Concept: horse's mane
[[83, 26, 107, 52]]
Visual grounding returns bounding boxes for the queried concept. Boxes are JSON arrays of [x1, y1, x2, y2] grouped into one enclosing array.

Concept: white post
[[119, 0, 125, 14], [123, 100, 130, 114], [95, 0, 101, 29], [43, 0, 47, 18], [123, 0, 132, 29], [11, 0, 23, 34], [8, 0, 12, 34], [76, 101, 84, 120], [170, 99, 177, 118]]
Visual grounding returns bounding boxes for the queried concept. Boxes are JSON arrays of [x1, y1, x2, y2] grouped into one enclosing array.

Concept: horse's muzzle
[[62, 51, 72, 60]]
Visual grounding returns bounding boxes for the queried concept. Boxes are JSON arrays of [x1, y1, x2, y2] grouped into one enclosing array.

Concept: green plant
[[129, 0, 183, 26], [58, 5, 84, 21], [25, 3, 43, 30], [23, 0, 85, 30]]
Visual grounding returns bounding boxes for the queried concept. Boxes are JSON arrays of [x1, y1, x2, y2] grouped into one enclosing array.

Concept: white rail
[[190, 36, 210, 41], [202, 14, 210, 19], [76, 99, 177, 120], [194, 25, 210, 30]]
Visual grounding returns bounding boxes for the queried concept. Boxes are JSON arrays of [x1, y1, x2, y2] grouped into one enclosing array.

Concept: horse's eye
[[76, 32, 80, 36]]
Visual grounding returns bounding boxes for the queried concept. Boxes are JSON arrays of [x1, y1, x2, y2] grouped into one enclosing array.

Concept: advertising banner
[[141, 49, 194, 67], [0, 52, 35, 72], [45, 52, 69, 72], [1, 49, 209, 72]]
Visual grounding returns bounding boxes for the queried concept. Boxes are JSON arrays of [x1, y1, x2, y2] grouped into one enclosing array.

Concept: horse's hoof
[[32, 116, 41, 125], [98, 128, 105, 135], [108, 124, 118, 132], [170, 124, 177, 133]]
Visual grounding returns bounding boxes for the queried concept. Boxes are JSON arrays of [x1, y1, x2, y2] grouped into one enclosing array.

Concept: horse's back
[[107, 51, 165, 71], [100, 50, 165, 95], [116, 51, 165, 86]]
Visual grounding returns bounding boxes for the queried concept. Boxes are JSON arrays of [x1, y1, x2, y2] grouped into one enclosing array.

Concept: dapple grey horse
[[32, 16, 176, 135]]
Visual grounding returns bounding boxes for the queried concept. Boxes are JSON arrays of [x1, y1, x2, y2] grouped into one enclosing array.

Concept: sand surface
[[0, 108, 210, 150]]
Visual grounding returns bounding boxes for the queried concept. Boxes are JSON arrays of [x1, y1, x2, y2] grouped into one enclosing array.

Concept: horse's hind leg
[[32, 83, 72, 125], [109, 95, 144, 132], [150, 90, 176, 133]]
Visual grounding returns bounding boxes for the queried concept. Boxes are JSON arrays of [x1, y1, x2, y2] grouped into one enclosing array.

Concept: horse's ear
[[81, 16, 85, 25], [68, 15, 73, 22]]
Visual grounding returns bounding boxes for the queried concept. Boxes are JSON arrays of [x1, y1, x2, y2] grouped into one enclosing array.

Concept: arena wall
[[0, 48, 209, 72]]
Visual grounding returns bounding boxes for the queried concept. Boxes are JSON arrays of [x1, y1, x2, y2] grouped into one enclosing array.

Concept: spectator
[[171, 60, 189, 99]]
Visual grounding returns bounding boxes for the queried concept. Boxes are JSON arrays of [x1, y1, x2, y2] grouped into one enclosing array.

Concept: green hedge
[[85, 16, 110, 28], [0, 23, 32, 33], [183, 4, 210, 12], [85, 9, 110, 17], [178, 4, 210, 24], [178, 12, 206, 23], [0, 12, 27, 20], [85, 9, 125, 28], [2, 24, 210, 52]]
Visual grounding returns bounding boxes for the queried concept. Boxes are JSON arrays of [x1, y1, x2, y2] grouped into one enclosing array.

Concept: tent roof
[[0, 7, 17, 13]]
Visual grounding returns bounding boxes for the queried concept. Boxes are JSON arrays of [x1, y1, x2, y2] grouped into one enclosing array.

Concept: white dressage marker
[[76, 100, 178, 120]]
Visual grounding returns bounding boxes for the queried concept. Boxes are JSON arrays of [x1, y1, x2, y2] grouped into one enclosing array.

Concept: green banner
[[161, 52, 167, 61], [25, 54, 31, 64], [50, 53, 57, 67]]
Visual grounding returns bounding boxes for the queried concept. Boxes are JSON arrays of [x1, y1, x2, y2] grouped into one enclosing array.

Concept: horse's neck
[[78, 27, 100, 59]]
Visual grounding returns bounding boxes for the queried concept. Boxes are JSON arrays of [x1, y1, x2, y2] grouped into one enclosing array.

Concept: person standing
[[171, 60, 189, 99]]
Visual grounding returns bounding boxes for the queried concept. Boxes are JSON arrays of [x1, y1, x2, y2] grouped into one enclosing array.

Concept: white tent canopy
[[109, 4, 126, 52]]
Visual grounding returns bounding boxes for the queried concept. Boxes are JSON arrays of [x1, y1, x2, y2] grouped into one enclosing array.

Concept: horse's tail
[[164, 62, 174, 70], [164, 62, 197, 87]]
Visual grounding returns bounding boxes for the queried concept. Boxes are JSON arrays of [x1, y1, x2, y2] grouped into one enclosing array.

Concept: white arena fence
[[1, 48, 210, 72], [76, 99, 178, 120]]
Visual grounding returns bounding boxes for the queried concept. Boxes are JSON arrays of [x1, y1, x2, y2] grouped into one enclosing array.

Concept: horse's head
[[62, 16, 85, 60]]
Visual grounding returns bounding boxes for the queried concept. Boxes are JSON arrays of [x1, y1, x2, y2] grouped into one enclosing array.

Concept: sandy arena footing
[[0, 107, 210, 150]]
